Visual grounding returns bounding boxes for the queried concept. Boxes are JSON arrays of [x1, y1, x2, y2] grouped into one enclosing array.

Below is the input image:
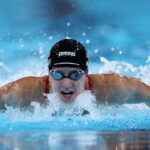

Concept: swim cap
[[48, 39, 88, 71]]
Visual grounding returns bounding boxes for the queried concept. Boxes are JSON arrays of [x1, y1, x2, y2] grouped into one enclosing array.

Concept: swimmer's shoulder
[[88, 73, 130, 102], [1, 75, 48, 90], [88, 73, 145, 87], [88, 73, 140, 90], [0, 75, 48, 98], [88, 73, 123, 83], [88, 73, 150, 104], [0, 75, 49, 108], [16, 75, 48, 88]]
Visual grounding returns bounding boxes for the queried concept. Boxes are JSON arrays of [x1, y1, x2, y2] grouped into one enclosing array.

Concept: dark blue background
[[0, 0, 150, 79]]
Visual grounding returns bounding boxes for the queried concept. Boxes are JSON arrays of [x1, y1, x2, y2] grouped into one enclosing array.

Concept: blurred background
[[0, 0, 150, 85], [1, 1, 150, 141]]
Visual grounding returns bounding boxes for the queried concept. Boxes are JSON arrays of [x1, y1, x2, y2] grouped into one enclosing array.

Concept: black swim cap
[[48, 39, 88, 71]]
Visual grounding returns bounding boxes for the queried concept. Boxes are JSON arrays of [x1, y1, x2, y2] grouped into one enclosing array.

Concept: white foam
[[1, 97, 150, 126], [99, 57, 150, 85], [0, 90, 98, 122], [45, 90, 98, 117], [99, 57, 137, 74]]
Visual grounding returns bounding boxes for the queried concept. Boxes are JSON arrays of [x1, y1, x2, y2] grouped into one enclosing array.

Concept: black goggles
[[49, 69, 85, 80]]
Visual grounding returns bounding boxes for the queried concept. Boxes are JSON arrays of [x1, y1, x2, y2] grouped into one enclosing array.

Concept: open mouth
[[61, 90, 74, 96], [60, 90, 74, 101]]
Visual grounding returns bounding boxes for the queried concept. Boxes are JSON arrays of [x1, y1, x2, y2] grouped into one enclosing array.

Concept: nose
[[61, 78, 72, 89]]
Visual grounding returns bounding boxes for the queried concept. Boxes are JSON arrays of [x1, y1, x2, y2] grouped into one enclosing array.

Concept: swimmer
[[0, 39, 150, 110]]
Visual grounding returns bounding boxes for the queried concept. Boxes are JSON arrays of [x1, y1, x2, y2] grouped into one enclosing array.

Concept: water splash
[[99, 57, 150, 85], [1, 58, 150, 130], [1, 90, 150, 130], [0, 91, 97, 122], [44, 90, 98, 117]]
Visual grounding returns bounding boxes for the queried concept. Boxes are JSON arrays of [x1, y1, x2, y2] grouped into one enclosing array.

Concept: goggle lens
[[70, 72, 83, 80], [51, 72, 63, 80]]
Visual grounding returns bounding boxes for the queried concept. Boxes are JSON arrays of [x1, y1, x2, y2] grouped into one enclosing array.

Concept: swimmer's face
[[49, 67, 87, 103]]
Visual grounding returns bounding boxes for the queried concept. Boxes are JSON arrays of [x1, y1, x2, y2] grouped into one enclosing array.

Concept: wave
[[0, 90, 150, 130]]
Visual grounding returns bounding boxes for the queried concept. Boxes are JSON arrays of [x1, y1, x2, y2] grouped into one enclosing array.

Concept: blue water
[[1, 0, 150, 149]]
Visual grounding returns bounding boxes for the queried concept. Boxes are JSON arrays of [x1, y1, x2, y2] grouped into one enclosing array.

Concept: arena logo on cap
[[59, 52, 76, 57]]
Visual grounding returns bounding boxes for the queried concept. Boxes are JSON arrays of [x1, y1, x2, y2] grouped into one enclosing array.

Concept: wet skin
[[49, 67, 87, 103], [1, 69, 150, 109]]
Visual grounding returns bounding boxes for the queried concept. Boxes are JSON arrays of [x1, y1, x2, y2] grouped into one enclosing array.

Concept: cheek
[[50, 79, 61, 92], [73, 80, 85, 93]]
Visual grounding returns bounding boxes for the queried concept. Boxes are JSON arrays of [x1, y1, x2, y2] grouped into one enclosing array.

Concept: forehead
[[52, 67, 81, 72]]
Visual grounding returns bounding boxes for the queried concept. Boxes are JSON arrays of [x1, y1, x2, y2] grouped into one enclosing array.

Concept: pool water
[[1, 0, 150, 149], [1, 130, 150, 150]]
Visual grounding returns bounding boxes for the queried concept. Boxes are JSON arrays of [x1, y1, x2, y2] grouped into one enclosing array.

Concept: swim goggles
[[49, 69, 85, 80]]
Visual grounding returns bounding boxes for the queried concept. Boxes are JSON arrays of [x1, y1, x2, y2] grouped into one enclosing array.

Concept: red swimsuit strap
[[45, 76, 50, 94], [88, 75, 94, 93]]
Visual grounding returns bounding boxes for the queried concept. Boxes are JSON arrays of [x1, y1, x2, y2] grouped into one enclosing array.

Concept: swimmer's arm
[[89, 74, 150, 105], [126, 76, 150, 104], [0, 80, 22, 108], [0, 76, 47, 109]]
